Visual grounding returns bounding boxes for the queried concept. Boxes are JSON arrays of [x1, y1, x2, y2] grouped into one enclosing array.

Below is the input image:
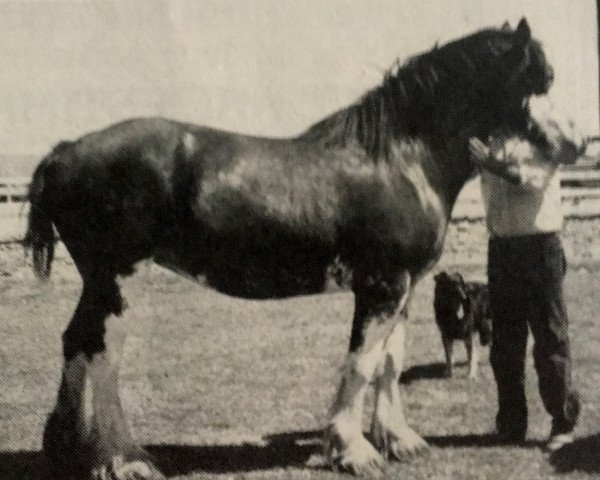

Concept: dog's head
[[434, 271, 468, 321]]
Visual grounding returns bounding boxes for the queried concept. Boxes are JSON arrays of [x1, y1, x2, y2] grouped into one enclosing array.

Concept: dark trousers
[[488, 232, 579, 436]]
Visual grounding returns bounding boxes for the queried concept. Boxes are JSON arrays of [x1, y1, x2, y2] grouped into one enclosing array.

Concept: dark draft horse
[[25, 18, 579, 479]]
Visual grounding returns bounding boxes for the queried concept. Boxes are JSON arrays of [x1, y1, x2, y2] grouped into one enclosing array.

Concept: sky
[[0, 0, 597, 155]]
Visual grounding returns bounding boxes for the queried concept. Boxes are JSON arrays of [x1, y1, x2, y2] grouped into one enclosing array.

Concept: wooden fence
[[0, 176, 29, 204]]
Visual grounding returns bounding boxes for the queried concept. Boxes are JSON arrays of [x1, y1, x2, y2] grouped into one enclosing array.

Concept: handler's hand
[[469, 138, 491, 164]]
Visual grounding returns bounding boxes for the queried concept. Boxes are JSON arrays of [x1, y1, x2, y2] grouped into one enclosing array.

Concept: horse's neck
[[420, 142, 475, 220], [301, 98, 477, 215]]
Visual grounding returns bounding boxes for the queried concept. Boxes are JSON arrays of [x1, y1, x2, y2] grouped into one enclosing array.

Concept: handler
[[469, 115, 581, 452]]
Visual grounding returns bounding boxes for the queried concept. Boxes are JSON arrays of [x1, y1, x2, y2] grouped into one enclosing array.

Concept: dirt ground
[[1, 219, 600, 479]]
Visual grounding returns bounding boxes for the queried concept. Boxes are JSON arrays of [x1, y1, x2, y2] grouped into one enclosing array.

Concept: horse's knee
[[350, 271, 411, 352]]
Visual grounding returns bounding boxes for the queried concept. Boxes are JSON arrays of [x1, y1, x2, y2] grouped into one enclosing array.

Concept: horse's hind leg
[[326, 270, 413, 476], [43, 271, 163, 480]]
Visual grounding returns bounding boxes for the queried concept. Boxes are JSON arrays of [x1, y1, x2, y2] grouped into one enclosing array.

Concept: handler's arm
[[469, 138, 522, 185], [469, 138, 556, 190]]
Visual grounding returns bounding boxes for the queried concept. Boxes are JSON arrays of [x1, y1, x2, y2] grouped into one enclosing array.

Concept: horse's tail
[[24, 142, 69, 278]]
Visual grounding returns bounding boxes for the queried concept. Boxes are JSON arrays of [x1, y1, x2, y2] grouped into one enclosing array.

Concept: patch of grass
[[1, 259, 600, 479]]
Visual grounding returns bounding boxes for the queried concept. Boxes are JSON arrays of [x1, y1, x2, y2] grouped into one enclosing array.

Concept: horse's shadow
[[148, 430, 324, 476], [425, 433, 541, 449], [6, 430, 598, 477], [0, 430, 325, 479]]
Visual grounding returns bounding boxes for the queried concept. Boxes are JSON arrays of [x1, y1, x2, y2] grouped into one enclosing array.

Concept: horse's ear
[[501, 21, 512, 32], [514, 17, 531, 46]]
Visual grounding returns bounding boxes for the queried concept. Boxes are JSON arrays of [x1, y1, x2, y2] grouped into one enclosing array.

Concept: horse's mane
[[301, 24, 544, 159]]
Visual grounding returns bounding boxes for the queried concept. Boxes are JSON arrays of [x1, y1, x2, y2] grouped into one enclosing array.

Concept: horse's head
[[456, 17, 555, 139], [386, 18, 555, 151], [414, 18, 561, 178], [499, 18, 554, 96], [525, 96, 585, 165], [466, 20, 588, 172]]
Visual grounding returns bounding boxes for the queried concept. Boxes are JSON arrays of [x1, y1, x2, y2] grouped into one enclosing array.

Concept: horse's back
[[38, 118, 337, 289]]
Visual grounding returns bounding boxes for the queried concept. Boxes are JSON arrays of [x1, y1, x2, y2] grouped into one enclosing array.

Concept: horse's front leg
[[325, 270, 412, 476], [43, 274, 163, 480], [370, 279, 429, 461]]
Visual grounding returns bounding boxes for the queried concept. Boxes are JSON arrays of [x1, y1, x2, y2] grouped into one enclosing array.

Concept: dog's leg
[[442, 336, 454, 378], [466, 333, 479, 379]]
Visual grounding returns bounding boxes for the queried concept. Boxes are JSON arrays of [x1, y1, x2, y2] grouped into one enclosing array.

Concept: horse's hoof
[[90, 456, 165, 480], [386, 428, 429, 461], [326, 432, 386, 478], [333, 449, 386, 478]]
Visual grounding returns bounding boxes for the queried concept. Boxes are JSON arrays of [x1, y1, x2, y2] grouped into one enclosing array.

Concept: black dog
[[433, 271, 492, 378]]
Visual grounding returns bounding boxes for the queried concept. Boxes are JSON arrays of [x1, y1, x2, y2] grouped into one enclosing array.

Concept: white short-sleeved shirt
[[479, 137, 562, 238]]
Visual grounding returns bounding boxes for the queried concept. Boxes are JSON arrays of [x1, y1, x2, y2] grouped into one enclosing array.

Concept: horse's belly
[[153, 249, 211, 285], [153, 247, 350, 299]]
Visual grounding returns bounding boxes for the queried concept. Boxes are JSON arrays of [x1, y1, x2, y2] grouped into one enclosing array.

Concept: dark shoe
[[547, 395, 578, 453], [551, 391, 581, 436]]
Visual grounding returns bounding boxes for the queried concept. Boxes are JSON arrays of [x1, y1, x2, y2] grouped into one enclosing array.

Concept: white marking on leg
[[466, 334, 479, 379], [87, 315, 134, 449], [327, 316, 396, 473], [372, 321, 407, 430], [397, 271, 411, 313], [329, 354, 371, 438], [371, 320, 428, 459], [59, 352, 93, 436], [325, 271, 413, 473], [329, 317, 390, 437], [85, 313, 164, 479], [83, 372, 94, 435]]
